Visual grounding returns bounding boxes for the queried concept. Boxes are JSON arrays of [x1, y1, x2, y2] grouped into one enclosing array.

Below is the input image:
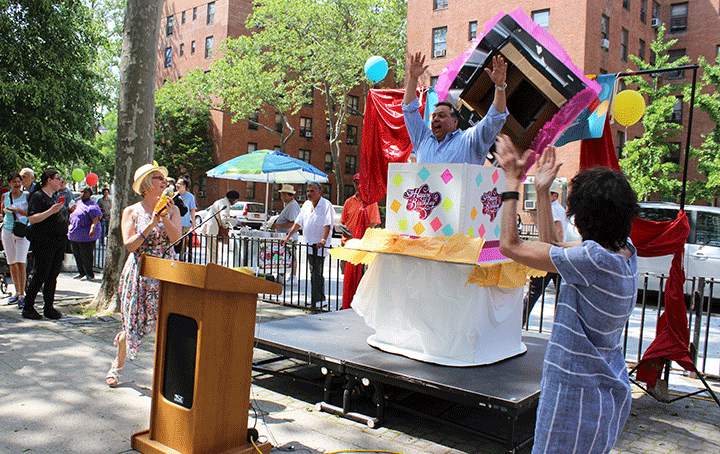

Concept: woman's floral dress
[[118, 204, 176, 359]]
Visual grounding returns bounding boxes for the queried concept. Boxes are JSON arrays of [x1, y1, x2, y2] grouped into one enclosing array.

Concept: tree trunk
[[89, 0, 163, 314]]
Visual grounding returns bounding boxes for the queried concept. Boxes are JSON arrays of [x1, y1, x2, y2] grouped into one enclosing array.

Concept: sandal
[[106, 361, 122, 387]]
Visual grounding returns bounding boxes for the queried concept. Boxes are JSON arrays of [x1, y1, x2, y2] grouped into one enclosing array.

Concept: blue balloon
[[364, 56, 388, 83]]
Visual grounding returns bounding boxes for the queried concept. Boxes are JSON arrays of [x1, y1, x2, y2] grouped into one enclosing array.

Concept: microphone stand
[[163, 209, 226, 257]]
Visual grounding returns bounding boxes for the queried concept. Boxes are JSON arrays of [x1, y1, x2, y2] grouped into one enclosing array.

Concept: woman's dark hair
[[35, 169, 59, 192], [566, 167, 639, 251], [7, 172, 21, 183]]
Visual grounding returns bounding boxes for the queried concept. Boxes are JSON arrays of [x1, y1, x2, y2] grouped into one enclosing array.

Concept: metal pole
[[679, 66, 698, 211]]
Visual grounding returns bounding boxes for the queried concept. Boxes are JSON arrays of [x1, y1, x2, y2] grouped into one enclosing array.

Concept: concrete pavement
[[0, 272, 718, 454]]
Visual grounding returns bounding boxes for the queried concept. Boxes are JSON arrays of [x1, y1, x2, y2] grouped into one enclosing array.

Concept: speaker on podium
[[131, 255, 281, 454]]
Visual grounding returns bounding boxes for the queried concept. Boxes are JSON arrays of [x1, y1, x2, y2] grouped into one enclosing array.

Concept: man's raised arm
[[403, 52, 429, 106]]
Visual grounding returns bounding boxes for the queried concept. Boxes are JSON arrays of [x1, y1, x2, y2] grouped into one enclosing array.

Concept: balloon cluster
[[71, 168, 99, 187]]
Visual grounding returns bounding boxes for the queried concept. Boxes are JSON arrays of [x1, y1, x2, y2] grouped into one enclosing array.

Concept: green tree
[[87, 0, 126, 116], [154, 103, 214, 191], [684, 54, 720, 205], [619, 26, 688, 201], [245, 0, 407, 203], [0, 0, 104, 171]]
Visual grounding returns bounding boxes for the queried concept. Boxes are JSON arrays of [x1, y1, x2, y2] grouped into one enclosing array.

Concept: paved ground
[[0, 272, 718, 454]]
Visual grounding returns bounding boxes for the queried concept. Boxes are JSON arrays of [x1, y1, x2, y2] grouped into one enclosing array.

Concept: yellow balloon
[[613, 90, 645, 127]]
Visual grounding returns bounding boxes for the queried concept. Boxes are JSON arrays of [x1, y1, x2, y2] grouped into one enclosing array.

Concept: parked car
[[195, 201, 267, 229], [635, 203, 720, 298]]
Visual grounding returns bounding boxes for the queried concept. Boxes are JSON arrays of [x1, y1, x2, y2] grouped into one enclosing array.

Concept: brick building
[[156, 0, 365, 210], [407, 0, 720, 206]]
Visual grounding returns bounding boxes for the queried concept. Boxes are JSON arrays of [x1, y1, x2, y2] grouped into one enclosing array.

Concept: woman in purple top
[[68, 187, 103, 281]]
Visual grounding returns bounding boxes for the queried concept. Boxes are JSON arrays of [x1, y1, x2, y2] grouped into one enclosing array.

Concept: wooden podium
[[131, 255, 281, 454]]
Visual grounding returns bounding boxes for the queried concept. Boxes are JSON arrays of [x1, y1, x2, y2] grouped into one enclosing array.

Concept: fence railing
[[92, 233, 719, 377]]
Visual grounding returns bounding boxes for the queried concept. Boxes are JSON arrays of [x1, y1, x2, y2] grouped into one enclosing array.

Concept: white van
[[635, 202, 720, 296]]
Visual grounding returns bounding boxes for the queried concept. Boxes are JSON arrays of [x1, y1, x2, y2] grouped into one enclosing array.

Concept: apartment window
[[668, 48, 686, 78], [298, 149, 311, 163], [432, 27, 447, 58], [164, 47, 172, 67], [191, 40, 196, 55], [430, 75, 439, 86], [345, 155, 357, 174], [468, 21, 477, 41], [532, 9, 550, 31], [181, 11, 186, 24], [246, 182, 255, 199], [717, 45, 720, 59], [599, 68, 608, 74], [665, 142, 681, 165], [348, 95, 360, 114], [639, 39, 646, 61], [205, 36, 213, 58], [669, 2, 688, 32], [620, 28, 628, 61], [247, 143, 257, 153], [323, 185, 331, 201], [346, 125, 358, 145], [300, 117, 313, 138], [193, 6, 197, 20], [433, 0, 448, 11], [179, 43, 185, 57], [601, 15, 609, 40], [623, 0, 630, 11], [652, 1, 660, 19], [275, 113, 283, 132], [325, 152, 333, 172], [326, 120, 331, 140], [640, 0, 647, 23], [207, 2, 215, 25], [248, 111, 259, 130], [616, 131, 625, 158], [166, 16, 174, 36], [670, 97, 683, 123]]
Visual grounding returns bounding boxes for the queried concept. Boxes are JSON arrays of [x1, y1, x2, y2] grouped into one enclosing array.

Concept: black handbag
[[9, 194, 28, 238]]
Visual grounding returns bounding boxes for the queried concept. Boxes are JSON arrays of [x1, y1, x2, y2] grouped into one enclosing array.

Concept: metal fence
[[92, 233, 719, 377]]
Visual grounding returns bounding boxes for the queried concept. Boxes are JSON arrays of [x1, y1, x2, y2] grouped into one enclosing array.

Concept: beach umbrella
[[206, 149, 329, 218]]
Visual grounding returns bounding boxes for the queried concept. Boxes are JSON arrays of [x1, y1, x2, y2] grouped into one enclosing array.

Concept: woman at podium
[[106, 164, 182, 387]]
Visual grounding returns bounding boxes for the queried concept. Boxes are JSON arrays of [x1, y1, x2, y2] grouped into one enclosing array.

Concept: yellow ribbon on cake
[[329, 229, 545, 288]]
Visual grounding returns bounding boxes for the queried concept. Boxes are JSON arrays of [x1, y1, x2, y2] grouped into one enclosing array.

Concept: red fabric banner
[[579, 115, 620, 171], [630, 212, 694, 387]]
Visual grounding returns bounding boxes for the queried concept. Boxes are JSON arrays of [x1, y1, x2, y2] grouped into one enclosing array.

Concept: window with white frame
[[207, 2, 215, 24], [300, 117, 313, 138], [532, 9, 550, 31], [298, 149, 311, 163], [468, 21, 477, 40], [433, 0, 448, 11], [432, 27, 447, 58]]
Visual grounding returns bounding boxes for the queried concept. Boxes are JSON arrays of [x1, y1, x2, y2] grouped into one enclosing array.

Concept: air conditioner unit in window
[[304, 131, 313, 138], [600, 38, 610, 50], [346, 139, 354, 144], [433, 49, 446, 58], [523, 199, 537, 211], [651, 18, 662, 28]]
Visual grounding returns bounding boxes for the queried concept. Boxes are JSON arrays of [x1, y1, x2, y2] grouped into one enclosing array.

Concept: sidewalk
[[0, 271, 717, 454]]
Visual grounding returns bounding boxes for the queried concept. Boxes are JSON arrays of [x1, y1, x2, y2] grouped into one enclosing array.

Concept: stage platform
[[253, 310, 548, 453]]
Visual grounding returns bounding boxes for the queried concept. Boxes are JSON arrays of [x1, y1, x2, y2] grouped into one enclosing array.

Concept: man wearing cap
[[341, 173, 380, 246], [201, 190, 240, 264], [522, 179, 567, 325], [272, 184, 300, 240], [402, 52, 508, 164], [67, 187, 103, 281]]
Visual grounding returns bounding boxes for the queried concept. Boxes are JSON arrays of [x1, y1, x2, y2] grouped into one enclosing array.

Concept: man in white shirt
[[282, 182, 333, 309], [523, 180, 566, 325]]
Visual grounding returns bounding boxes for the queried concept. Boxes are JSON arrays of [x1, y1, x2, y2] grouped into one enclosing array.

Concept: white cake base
[[352, 254, 526, 366]]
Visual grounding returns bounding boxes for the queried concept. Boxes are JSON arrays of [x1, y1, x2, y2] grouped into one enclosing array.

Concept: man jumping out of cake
[[402, 51, 508, 164]]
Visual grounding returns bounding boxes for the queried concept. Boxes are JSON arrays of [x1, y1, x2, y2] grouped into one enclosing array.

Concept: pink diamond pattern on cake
[[441, 169, 453, 184], [492, 169, 499, 184], [478, 224, 486, 237], [430, 217, 443, 231]]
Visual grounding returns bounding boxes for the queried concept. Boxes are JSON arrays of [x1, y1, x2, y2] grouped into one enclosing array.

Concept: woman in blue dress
[[495, 135, 639, 454]]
